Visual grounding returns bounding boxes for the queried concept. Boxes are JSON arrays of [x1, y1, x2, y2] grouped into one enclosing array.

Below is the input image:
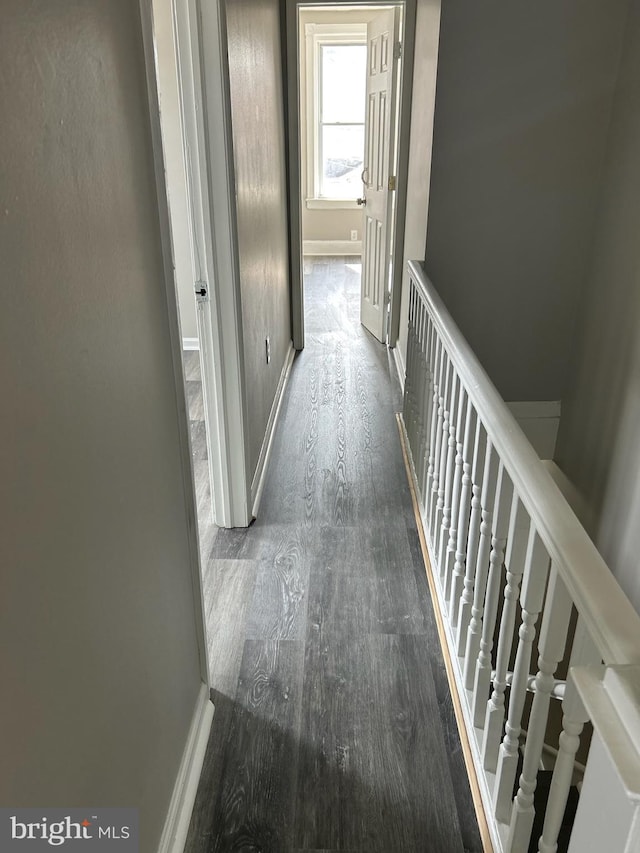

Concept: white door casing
[[170, 0, 218, 525], [173, 0, 252, 528], [360, 6, 400, 344]]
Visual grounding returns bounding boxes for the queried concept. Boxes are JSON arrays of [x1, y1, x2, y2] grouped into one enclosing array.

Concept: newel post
[[568, 665, 640, 853]]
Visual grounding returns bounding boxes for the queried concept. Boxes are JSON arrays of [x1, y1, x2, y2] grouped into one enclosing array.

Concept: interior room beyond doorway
[[298, 3, 404, 345], [298, 5, 403, 255]]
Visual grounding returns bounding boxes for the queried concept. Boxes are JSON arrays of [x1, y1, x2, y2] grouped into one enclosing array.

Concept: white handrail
[[408, 260, 640, 666]]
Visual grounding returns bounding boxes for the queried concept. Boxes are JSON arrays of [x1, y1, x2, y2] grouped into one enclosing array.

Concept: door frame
[[360, 4, 401, 344], [172, 0, 252, 529], [286, 0, 416, 350], [138, 0, 211, 683], [147, 0, 253, 530]]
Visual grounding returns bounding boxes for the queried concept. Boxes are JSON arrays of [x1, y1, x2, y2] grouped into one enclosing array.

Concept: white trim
[[287, 0, 304, 350], [573, 666, 640, 801], [182, 337, 200, 351], [392, 342, 405, 394], [398, 415, 500, 853], [157, 683, 214, 853], [251, 342, 296, 517], [304, 21, 369, 37], [303, 239, 362, 255], [306, 197, 360, 209], [304, 21, 367, 204], [182, 0, 252, 527], [290, 2, 415, 356], [388, 0, 417, 348], [173, 0, 238, 528]]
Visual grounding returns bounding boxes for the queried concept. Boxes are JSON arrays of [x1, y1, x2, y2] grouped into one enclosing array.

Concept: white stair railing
[[401, 261, 640, 853]]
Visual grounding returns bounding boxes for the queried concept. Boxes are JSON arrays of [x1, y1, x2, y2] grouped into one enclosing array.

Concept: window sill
[[306, 198, 360, 210]]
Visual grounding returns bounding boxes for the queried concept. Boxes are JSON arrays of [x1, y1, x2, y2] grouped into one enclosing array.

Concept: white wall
[[153, 0, 199, 342], [0, 3, 206, 850], [423, 0, 629, 402], [302, 208, 362, 244], [556, 0, 640, 614]]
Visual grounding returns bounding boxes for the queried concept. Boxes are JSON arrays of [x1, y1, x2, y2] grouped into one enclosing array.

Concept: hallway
[[184, 257, 483, 852]]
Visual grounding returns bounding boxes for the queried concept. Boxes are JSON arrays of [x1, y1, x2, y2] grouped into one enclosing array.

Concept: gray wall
[[396, 0, 441, 367], [556, 1, 640, 614], [225, 0, 292, 478], [423, 0, 628, 402], [0, 3, 204, 850]]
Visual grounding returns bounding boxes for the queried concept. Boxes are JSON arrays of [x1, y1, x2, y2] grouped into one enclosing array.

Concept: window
[[304, 23, 367, 208], [318, 43, 366, 198]]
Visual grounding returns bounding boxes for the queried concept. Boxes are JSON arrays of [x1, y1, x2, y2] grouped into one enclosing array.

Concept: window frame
[[304, 22, 367, 209]]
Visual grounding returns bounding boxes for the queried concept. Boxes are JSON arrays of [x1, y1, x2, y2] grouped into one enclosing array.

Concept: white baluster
[[508, 566, 573, 851], [403, 283, 417, 452], [411, 291, 424, 460], [536, 618, 600, 853], [443, 383, 467, 607], [456, 419, 487, 657], [482, 493, 529, 773], [438, 371, 459, 582], [411, 300, 426, 483], [418, 315, 436, 495], [427, 344, 446, 533], [433, 356, 453, 543], [415, 313, 432, 497], [472, 466, 513, 727], [494, 527, 550, 825], [425, 338, 444, 527], [449, 398, 476, 627], [410, 288, 424, 457], [463, 440, 499, 690]]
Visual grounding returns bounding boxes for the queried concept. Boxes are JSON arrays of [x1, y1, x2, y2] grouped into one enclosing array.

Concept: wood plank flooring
[[183, 257, 483, 853]]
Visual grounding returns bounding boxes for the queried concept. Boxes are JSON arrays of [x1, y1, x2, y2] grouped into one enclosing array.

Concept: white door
[[359, 7, 400, 343]]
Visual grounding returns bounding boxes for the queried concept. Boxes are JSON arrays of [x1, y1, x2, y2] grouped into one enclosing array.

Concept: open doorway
[[152, 0, 216, 533], [294, 2, 409, 346], [151, 0, 255, 531], [299, 12, 368, 258]]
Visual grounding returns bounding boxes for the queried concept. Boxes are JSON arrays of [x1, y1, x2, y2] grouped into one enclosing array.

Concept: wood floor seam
[[184, 258, 483, 853]]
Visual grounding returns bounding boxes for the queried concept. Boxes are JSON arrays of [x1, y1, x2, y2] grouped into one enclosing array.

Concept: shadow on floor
[[187, 680, 478, 853], [185, 258, 482, 853]]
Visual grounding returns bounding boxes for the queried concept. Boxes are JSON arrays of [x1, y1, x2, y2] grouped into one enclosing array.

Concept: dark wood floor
[[183, 257, 483, 853]]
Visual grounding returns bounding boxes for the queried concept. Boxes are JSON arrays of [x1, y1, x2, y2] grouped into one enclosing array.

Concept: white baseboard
[[392, 344, 406, 395], [251, 341, 295, 518], [303, 239, 362, 256], [182, 337, 200, 351], [157, 683, 214, 853], [396, 414, 498, 853]]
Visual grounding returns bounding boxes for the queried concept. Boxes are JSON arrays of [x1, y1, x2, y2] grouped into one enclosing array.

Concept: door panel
[[360, 7, 399, 343]]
